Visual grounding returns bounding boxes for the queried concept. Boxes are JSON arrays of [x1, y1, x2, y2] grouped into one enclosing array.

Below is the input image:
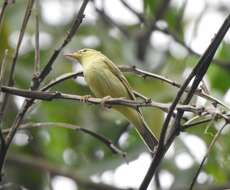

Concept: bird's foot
[[150, 145, 158, 157], [101, 96, 112, 109], [80, 95, 92, 103]]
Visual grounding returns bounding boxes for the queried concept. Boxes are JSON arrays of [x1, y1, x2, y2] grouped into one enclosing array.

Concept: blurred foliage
[[0, 0, 230, 190]]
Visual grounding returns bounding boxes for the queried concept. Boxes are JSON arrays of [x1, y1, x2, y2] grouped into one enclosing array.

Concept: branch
[[7, 153, 135, 190], [119, 0, 145, 23], [41, 66, 229, 110], [182, 112, 230, 130], [139, 13, 230, 190], [155, 26, 230, 71], [0, 50, 8, 153], [33, 0, 40, 75], [189, 122, 228, 190], [2, 122, 126, 158], [94, 6, 129, 38], [120, 65, 229, 109], [0, 0, 34, 140], [38, 0, 89, 84], [8, 0, 35, 86], [41, 71, 83, 91], [0, 0, 11, 31], [1, 86, 202, 114], [136, 0, 171, 60], [0, 0, 34, 123], [0, 0, 90, 179]]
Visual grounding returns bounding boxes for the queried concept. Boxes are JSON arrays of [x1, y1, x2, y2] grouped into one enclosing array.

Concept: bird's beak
[[64, 52, 80, 60]]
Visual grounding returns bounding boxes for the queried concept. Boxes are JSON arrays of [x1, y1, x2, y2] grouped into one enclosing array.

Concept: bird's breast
[[83, 62, 130, 99]]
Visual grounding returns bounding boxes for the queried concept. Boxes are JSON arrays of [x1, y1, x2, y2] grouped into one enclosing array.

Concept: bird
[[65, 48, 158, 152]]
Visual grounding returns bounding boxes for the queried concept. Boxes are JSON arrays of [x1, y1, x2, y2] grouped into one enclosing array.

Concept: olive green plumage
[[65, 48, 158, 151]]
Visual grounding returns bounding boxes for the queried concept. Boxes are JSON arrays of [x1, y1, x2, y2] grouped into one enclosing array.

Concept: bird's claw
[[101, 96, 112, 109], [81, 95, 92, 103], [150, 145, 158, 157]]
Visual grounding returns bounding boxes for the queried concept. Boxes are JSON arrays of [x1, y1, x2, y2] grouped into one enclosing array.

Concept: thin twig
[[136, 0, 171, 60], [41, 71, 83, 91], [8, 0, 35, 86], [34, 0, 40, 74], [189, 122, 228, 190], [0, 49, 8, 86], [2, 122, 126, 157], [94, 7, 129, 38], [120, 65, 229, 109], [0, 49, 8, 151], [155, 26, 230, 71], [31, 0, 40, 91], [119, 0, 145, 23], [77, 127, 127, 157], [182, 117, 212, 130], [0, 49, 8, 123], [38, 0, 90, 84], [0, 0, 35, 123], [0, 0, 9, 32], [175, 0, 187, 31]]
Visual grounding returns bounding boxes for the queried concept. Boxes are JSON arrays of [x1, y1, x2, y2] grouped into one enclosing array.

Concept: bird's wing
[[103, 58, 136, 100]]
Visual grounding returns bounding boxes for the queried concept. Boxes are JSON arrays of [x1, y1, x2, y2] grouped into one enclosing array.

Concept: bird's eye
[[82, 49, 87, 52]]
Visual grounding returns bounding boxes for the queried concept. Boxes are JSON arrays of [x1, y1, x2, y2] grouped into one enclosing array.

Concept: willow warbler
[[65, 48, 158, 151]]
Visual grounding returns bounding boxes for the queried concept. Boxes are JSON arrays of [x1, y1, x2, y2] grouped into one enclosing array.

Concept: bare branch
[[0, 0, 35, 127], [34, 0, 40, 75], [120, 65, 229, 109], [0, 0, 11, 31], [119, 0, 145, 23], [38, 0, 90, 84], [0, 49, 8, 123], [41, 71, 83, 91], [136, 0, 171, 60], [8, 0, 35, 86], [189, 122, 228, 190], [94, 6, 129, 38], [155, 26, 230, 71], [1, 86, 203, 114], [0, 0, 90, 179], [2, 122, 126, 157], [139, 13, 230, 190]]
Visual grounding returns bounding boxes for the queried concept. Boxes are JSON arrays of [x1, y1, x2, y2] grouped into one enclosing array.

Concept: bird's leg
[[150, 145, 158, 157], [101, 96, 112, 109], [80, 95, 92, 103]]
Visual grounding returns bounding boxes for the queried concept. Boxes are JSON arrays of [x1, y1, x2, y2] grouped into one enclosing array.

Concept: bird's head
[[64, 48, 101, 64]]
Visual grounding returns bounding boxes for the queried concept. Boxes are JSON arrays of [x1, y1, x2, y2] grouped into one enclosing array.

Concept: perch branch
[[1, 86, 202, 114], [2, 122, 126, 157], [139, 13, 230, 190]]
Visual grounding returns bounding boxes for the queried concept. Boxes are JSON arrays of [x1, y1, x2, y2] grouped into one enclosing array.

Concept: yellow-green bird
[[65, 48, 158, 151]]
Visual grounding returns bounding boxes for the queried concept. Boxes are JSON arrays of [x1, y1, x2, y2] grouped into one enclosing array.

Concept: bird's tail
[[134, 112, 158, 152], [115, 107, 158, 152]]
